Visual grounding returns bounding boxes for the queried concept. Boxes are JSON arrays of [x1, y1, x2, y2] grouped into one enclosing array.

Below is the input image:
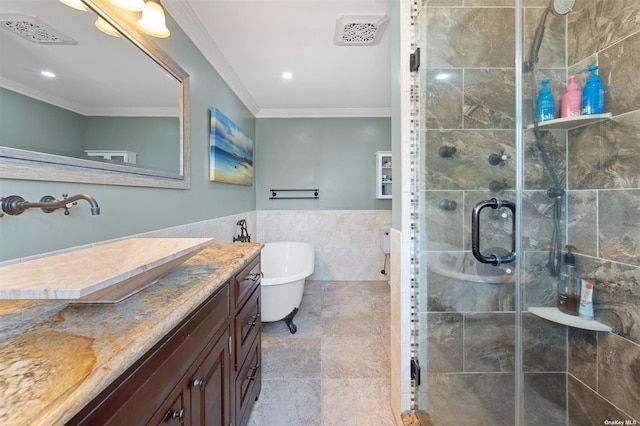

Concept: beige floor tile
[[261, 337, 322, 379], [321, 310, 379, 337], [249, 280, 392, 425], [247, 379, 322, 426], [322, 379, 396, 426], [321, 336, 390, 379]]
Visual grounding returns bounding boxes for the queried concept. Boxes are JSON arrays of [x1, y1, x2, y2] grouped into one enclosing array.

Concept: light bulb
[[59, 0, 88, 11], [110, 0, 145, 12], [95, 17, 121, 37], [137, 1, 170, 38]]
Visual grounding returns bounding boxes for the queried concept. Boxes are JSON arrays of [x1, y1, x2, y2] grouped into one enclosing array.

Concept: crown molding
[[256, 107, 392, 118], [163, 0, 261, 116], [1, 81, 178, 117]]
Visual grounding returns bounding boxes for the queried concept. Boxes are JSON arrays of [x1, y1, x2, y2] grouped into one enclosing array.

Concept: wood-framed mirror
[[0, 0, 190, 189]]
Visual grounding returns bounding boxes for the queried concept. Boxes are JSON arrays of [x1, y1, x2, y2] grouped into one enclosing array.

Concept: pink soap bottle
[[561, 74, 582, 118]]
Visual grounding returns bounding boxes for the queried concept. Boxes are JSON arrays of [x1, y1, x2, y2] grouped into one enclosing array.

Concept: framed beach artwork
[[209, 108, 254, 185]]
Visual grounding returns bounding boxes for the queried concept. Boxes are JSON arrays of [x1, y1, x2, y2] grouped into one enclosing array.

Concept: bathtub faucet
[[233, 219, 251, 243]]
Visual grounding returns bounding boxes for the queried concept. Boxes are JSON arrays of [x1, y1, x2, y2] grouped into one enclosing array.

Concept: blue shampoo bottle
[[536, 78, 554, 122], [582, 65, 605, 114]]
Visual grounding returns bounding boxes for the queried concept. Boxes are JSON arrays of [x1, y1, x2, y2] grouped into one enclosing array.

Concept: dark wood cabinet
[[189, 327, 231, 426], [68, 253, 261, 426], [232, 255, 262, 426]]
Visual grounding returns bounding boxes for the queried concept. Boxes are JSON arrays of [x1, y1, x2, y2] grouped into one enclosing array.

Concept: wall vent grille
[[0, 14, 77, 44], [333, 14, 389, 46]]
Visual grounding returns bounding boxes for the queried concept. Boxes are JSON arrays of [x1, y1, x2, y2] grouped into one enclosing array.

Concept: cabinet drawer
[[234, 285, 261, 369], [235, 334, 261, 426], [234, 255, 260, 309], [147, 386, 191, 426], [69, 282, 230, 425]]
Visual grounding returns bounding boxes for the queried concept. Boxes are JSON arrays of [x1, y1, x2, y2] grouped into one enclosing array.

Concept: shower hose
[[531, 65, 564, 277]]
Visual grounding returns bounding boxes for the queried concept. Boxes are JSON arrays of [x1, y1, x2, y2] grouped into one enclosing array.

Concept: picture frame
[[209, 108, 253, 185]]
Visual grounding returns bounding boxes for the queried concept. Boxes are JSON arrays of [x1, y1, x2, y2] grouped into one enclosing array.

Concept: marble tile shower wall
[[414, 0, 637, 424], [256, 210, 392, 281], [563, 0, 640, 422]]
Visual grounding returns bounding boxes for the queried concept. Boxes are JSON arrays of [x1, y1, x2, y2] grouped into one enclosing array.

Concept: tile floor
[[247, 280, 395, 426]]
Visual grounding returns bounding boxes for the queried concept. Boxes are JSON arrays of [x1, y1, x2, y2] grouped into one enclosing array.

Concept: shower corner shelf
[[526, 113, 611, 131], [528, 307, 611, 332]]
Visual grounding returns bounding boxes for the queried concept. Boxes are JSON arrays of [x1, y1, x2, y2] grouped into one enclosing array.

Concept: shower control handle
[[471, 198, 516, 265], [488, 152, 508, 166]]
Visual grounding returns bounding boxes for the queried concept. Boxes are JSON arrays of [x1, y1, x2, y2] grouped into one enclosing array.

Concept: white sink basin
[[0, 238, 215, 303]]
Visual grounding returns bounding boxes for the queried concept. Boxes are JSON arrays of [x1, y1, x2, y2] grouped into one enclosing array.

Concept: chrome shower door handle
[[472, 198, 516, 265]]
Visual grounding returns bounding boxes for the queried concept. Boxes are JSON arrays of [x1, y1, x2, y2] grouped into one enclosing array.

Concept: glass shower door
[[411, 1, 569, 424], [413, 0, 521, 412]]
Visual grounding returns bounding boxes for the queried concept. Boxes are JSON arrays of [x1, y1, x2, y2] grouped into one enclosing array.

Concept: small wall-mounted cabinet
[[376, 151, 392, 199], [85, 150, 137, 164]]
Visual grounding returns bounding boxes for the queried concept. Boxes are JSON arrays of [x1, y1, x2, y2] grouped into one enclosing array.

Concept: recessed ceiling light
[[282, 72, 293, 80], [41, 70, 56, 78]]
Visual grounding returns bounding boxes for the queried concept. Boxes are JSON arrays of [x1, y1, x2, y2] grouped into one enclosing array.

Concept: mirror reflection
[[0, 0, 184, 179]]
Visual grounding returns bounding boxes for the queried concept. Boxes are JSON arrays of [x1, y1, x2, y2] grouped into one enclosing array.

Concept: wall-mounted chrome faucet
[[0, 193, 100, 217], [233, 219, 251, 243]]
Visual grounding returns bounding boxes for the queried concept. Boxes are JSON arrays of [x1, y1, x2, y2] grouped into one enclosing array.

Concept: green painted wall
[[0, 15, 256, 262], [0, 87, 86, 157], [85, 116, 180, 173], [0, 88, 179, 172], [255, 117, 392, 210]]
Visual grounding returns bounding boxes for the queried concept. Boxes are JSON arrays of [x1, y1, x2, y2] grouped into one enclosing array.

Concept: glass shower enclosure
[[410, 0, 606, 424]]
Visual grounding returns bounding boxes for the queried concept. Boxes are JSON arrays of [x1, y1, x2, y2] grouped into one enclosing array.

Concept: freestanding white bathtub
[[260, 241, 314, 333]]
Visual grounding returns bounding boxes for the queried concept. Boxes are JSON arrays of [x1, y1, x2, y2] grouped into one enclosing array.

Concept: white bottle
[[578, 279, 594, 320]]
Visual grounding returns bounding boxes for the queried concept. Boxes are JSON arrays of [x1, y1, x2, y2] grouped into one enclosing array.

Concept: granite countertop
[[0, 242, 263, 426]]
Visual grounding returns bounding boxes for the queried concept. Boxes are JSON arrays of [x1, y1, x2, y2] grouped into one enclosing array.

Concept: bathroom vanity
[[0, 243, 262, 426]]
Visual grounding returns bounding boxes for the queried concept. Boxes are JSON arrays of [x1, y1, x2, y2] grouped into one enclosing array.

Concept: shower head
[[523, 0, 576, 72], [550, 0, 576, 16]]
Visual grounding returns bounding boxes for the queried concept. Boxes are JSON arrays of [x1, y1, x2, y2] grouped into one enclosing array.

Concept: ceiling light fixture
[[109, 0, 145, 12], [60, 0, 170, 38], [282, 72, 293, 80], [41, 70, 56, 78], [137, 0, 170, 38], [95, 17, 121, 37], [58, 0, 88, 11]]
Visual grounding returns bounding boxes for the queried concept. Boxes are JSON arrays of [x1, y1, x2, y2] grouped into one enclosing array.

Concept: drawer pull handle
[[168, 408, 185, 423], [246, 313, 261, 327], [247, 365, 260, 381], [192, 377, 205, 389]]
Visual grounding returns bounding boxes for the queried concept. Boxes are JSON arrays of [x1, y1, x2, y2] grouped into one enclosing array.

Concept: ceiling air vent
[[333, 14, 389, 46], [0, 14, 77, 45]]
